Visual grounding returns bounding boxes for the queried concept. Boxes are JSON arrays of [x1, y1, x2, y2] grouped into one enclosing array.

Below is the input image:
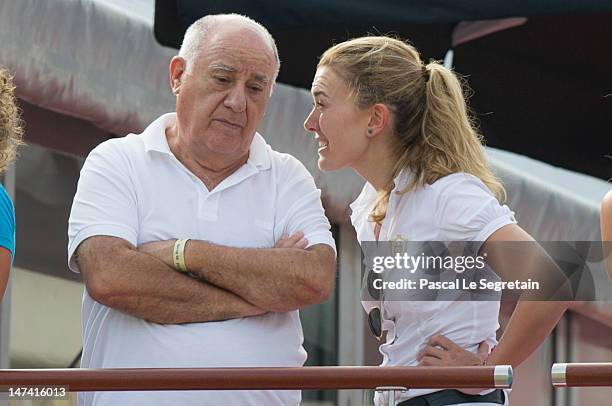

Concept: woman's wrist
[[483, 346, 496, 366]]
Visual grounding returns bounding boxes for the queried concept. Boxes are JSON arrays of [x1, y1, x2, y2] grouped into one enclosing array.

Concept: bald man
[[68, 14, 336, 406]]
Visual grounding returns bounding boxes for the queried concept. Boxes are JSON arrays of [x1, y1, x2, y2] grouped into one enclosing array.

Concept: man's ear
[[269, 82, 276, 97], [367, 103, 391, 137], [169, 56, 187, 95]]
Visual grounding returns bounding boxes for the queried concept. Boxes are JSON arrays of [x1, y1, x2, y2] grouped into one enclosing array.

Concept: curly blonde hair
[[319, 36, 505, 224], [0, 67, 24, 173]]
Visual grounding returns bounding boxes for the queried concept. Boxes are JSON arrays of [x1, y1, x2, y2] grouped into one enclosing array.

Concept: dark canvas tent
[[154, 0, 612, 179]]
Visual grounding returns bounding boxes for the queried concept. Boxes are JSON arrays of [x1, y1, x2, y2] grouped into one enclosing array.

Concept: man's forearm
[[487, 301, 569, 367], [78, 237, 264, 324], [185, 241, 335, 312]]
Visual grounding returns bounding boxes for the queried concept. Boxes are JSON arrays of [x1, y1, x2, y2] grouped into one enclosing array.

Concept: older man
[[68, 14, 336, 406]]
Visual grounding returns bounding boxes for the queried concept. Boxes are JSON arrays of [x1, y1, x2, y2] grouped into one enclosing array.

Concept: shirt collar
[[246, 131, 271, 171], [391, 168, 413, 194], [349, 182, 375, 214], [141, 113, 175, 155], [348, 168, 414, 217], [140, 112, 271, 171]]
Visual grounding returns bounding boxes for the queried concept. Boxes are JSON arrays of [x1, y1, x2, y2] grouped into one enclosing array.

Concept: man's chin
[[205, 139, 249, 156]]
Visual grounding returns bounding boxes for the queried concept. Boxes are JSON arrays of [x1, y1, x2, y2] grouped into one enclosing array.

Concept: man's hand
[[418, 335, 489, 395], [274, 231, 308, 249]]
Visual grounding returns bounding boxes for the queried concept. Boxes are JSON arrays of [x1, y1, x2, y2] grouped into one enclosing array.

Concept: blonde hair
[[0, 68, 23, 173], [318, 36, 505, 224]]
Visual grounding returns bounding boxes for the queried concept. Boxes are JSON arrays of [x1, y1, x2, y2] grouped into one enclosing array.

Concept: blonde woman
[[304, 36, 569, 405], [0, 68, 22, 302]]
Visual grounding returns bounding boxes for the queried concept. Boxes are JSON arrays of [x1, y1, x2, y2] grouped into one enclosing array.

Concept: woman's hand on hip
[[417, 335, 488, 366], [418, 335, 490, 395]]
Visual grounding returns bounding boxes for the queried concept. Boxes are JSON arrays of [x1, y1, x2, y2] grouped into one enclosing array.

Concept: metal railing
[[552, 363, 612, 387], [0, 366, 513, 405]]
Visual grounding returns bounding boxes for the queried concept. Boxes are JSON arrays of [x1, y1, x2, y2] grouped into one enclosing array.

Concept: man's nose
[[224, 85, 247, 113], [304, 109, 318, 133]]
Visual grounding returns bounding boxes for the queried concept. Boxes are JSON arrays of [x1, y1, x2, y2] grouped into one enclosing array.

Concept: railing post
[[375, 386, 407, 406]]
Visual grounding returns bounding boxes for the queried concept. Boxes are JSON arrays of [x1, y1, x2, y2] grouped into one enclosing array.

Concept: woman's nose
[[304, 109, 318, 133]]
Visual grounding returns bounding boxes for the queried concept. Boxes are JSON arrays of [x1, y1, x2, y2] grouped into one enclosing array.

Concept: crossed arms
[[75, 234, 336, 324], [70, 140, 336, 325]]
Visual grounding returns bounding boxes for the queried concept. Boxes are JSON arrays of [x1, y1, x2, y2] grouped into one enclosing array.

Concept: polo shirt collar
[[247, 132, 271, 171], [141, 113, 175, 155], [349, 168, 414, 214], [391, 168, 414, 194], [141, 113, 271, 172]]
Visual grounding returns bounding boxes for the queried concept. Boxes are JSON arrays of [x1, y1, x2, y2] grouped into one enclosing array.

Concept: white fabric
[[67, 113, 336, 406], [350, 171, 516, 406], [0, 0, 175, 136]]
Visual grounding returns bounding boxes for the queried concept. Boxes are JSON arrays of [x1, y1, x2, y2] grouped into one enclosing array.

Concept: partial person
[[602, 188, 612, 275], [68, 14, 336, 406], [0, 67, 23, 302], [304, 36, 570, 405]]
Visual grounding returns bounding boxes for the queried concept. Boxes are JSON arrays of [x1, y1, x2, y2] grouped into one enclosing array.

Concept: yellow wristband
[[172, 239, 189, 273]]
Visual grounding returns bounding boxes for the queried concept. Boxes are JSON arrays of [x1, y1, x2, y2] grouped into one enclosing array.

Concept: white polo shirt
[[68, 113, 336, 406], [350, 170, 515, 405]]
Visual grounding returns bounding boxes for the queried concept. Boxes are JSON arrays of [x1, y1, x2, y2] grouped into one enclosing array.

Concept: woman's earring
[[367, 128, 373, 137]]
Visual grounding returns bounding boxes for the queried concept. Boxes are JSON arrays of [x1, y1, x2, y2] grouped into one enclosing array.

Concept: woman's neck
[[353, 142, 396, 192]]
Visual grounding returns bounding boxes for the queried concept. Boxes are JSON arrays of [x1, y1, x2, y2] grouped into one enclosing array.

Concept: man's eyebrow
[[253, 73, 269, 85], [209, 64, 269, 85], [209, 63, 237, 73], [312, 90, 328, 98]]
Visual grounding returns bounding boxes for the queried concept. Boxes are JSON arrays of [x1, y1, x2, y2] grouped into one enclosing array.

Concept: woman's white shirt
[[350, 171, 516, 403]]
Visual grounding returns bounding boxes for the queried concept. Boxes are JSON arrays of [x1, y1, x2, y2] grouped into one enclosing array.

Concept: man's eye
[[215, 77, 230, 83], [250, 86, 263, 93]]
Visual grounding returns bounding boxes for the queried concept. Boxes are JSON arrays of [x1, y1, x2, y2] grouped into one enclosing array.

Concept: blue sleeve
[[0, 184, 15, 258]]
